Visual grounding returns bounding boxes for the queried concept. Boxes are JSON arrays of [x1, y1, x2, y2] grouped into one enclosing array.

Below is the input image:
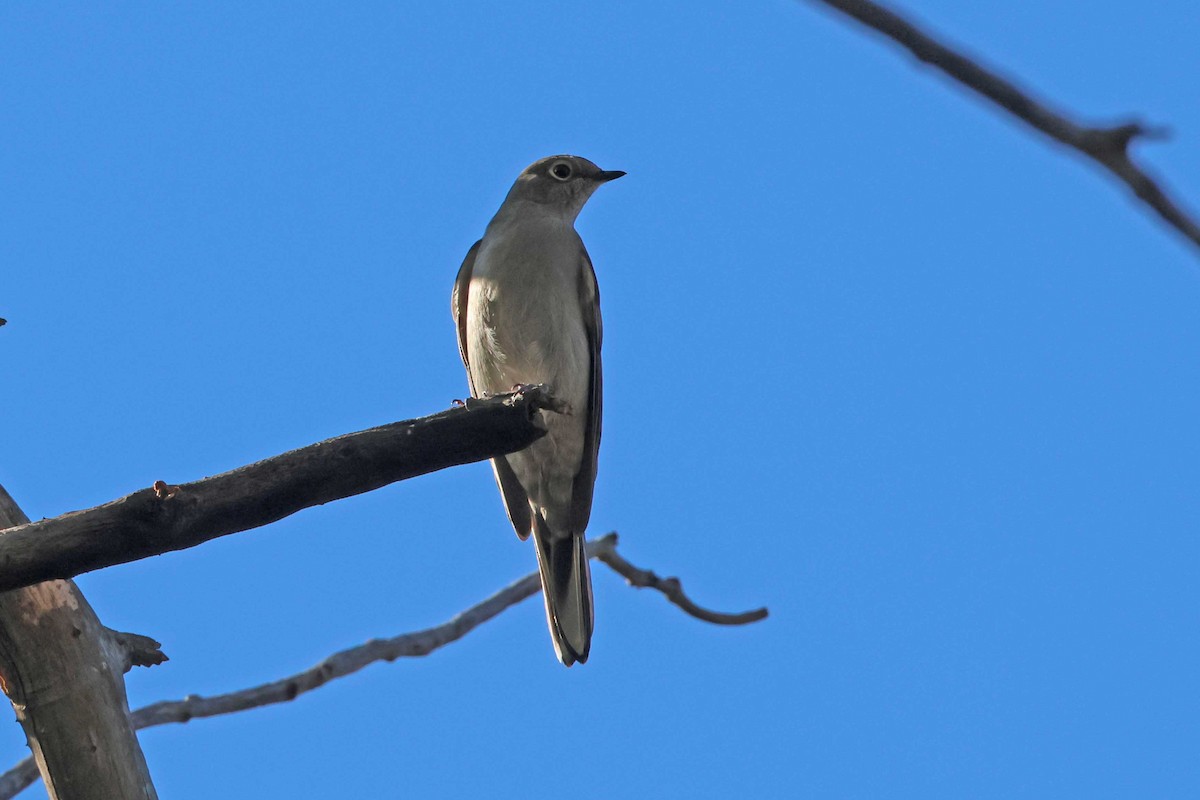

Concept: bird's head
[[504, 155, 625, 221]]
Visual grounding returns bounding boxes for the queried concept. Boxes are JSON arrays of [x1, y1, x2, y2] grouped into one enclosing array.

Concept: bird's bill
[[596, 169, 626, 182]]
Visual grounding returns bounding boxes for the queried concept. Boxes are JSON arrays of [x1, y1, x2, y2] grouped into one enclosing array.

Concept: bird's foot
[[510, 384, 571, 414], [454, 396, 491, 410]]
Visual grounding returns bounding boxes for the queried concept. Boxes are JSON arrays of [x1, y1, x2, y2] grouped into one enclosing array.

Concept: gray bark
[[0, 485, 157, 800]]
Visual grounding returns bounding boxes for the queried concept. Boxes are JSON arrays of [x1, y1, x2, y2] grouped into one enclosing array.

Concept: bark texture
[[0, 389, 552, 594], [0, 485, 157, 800]]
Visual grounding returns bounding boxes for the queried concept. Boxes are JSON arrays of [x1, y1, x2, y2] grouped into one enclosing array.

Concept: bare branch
[[595, 536, 770, 625], [805, 0, 1200, 252], [0, 387, 557, 594], [0, 532, 767, 800], [0, 762, 35, 800]]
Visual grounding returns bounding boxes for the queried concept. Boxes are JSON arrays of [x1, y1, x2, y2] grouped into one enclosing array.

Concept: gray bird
[[452, 155, 624, 665]]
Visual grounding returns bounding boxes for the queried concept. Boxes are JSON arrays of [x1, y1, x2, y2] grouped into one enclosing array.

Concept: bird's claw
[[509, 384, 571, 414]]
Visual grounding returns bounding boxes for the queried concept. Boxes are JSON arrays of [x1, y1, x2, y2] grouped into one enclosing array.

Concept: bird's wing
[[451, 240, 481, 390], [452, 239, 534, 539], [569, 245, 603, 534]]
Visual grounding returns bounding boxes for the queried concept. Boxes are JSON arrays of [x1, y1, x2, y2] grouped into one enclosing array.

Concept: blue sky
[[2, 2, 1198, 797]]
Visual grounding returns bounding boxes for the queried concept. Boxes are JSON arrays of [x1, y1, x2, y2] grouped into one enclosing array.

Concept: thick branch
[[0, 532, 767, 800], [806, 0, 1200, 252], [0, 388, 555, 594]]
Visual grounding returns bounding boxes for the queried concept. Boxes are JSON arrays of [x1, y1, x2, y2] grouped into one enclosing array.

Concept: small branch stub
[[152, 481, 179, 499]]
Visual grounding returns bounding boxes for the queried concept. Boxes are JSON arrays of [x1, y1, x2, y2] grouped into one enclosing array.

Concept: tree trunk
[[0, 485, 157, 800]]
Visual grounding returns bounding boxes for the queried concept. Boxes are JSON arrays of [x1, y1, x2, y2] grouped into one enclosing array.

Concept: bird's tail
[[531, 513, 593, 666]]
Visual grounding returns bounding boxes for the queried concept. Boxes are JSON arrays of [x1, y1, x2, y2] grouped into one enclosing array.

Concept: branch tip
[[805, 0, 1200, 252], [594, 533, 769, 626]]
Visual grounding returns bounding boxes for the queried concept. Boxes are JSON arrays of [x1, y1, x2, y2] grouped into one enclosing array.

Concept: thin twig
[[806, 0, 1200, 252], [595, 536, 769, 625], [0, 533, 766, 800]]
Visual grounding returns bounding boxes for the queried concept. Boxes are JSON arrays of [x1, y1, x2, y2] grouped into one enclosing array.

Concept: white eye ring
[[550, 162, 572, 181]]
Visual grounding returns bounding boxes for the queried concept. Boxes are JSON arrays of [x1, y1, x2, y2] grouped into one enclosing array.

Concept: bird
[[451, 155, 624, 665]]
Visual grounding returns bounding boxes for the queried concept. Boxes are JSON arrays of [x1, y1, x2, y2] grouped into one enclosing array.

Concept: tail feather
[[531, 513, 593, 666]]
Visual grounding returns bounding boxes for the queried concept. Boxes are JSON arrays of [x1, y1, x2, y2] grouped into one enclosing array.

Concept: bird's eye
[[551, 163, 572, 181]]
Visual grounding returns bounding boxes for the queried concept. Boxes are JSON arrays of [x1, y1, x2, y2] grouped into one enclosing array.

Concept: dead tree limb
[[0, 486, 158, 800], [596, 543, 769, 625], [0, 388, 555, 594], [0, 532, 767, 800], [805, 0, 1200, 252]]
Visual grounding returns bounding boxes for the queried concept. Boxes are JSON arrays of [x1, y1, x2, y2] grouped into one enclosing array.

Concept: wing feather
[[569, 247, 603, 534], [451, 240, 481, 389], [452, 239, 534, 539]]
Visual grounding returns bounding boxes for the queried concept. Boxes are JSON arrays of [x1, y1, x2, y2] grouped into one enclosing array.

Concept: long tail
[[531, 513, 593, 666]]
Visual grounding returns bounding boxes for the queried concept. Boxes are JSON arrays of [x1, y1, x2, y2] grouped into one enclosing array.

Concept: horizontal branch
[[806, 0, 1200, 252], [0, 388, 557, 593], [0, 532, 767, 800]]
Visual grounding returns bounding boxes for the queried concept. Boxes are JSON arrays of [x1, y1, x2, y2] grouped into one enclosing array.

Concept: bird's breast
[[466, 220, 588, 400]]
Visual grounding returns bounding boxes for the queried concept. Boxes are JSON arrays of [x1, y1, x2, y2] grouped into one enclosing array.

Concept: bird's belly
[[465, 269, 588, 412], [465, 257, 591, 521]]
